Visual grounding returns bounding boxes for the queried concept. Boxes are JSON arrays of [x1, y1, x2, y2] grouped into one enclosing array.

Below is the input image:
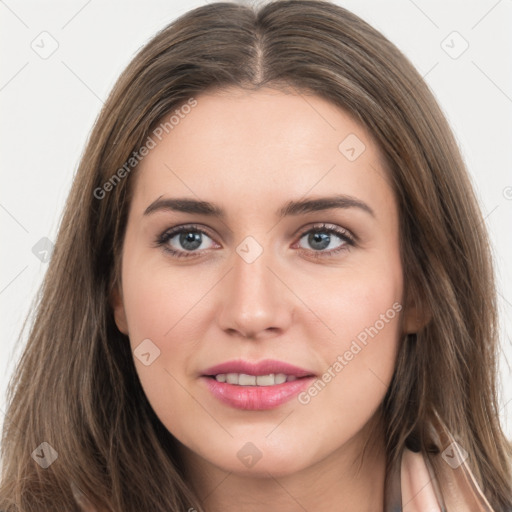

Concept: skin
[[112, 87, 422, 511]]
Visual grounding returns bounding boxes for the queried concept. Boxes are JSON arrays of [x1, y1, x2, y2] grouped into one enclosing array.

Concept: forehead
[[131, 87, 394, 218]]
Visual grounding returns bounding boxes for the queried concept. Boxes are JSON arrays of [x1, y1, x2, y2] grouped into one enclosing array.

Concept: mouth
[[201, 359, 316, 410]]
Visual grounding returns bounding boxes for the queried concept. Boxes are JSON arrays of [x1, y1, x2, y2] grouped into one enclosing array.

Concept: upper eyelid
[[161, 224, 218, 242], [157, 224, 217, 246], [294, 225, 355, 249]]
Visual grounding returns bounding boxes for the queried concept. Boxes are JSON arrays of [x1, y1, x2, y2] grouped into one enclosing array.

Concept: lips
[[201, 359, 316, 410]]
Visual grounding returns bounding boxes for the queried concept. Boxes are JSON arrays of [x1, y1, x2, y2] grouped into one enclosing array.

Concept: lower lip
[[202, 376, 316, 410]]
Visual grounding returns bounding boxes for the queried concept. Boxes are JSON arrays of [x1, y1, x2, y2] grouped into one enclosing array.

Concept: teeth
[[256, 374, 275, 386], [214, 373, 299, 386], [226, 373, 238, 384], [274, 373, 287, 384], [239, 374, 256, 386]]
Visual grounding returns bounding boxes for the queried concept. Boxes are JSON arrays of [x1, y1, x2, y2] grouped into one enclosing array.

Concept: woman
[[0, 1, 511, 510]]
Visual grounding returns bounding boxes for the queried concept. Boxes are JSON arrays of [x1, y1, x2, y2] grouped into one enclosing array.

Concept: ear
[[110, 285, 129, 335]]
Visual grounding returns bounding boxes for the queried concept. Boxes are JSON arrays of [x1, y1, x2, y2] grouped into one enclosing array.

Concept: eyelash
[[154, 223, 356, 259]]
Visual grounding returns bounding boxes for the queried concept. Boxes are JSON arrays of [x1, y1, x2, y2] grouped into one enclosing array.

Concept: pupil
[[309, 232, 330, 250], [180, 232, 202, 251]]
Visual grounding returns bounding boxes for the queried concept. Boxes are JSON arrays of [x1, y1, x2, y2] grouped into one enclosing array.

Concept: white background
[[1, 0, 511, 442]]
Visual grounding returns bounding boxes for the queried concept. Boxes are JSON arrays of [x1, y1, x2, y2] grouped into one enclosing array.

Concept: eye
[[155, 224, 218, 258], [294, 223, 355, 257], [155, 223, 355, 259]]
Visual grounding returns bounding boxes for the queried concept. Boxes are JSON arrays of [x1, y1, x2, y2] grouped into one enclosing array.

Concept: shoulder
[[401, 446, 495, 512], [401, 448, 443, 511]]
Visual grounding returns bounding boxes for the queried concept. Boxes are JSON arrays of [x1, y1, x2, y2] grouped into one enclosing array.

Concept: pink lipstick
[[201, 359, 316, 410]]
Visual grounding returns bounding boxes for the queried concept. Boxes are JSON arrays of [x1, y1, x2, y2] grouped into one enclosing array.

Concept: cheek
[[121, 245, 213, 343], [120, 261, 210, 439], [296, 262, 403, 424], [304, 251, 403, 344], [119, 252, 222, 428]]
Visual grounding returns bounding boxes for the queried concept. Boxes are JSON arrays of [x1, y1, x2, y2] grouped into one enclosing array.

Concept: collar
[[384, 412, 495, 511]]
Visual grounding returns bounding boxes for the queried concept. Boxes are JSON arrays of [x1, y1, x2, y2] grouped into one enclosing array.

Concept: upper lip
[[202, 359, 315, 378]]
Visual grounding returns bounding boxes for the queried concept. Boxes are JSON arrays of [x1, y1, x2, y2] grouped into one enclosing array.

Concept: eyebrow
[[143, 194, 375, 218]]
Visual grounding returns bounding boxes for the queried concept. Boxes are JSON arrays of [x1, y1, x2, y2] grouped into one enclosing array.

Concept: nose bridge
[[233, 243, 273, 302], [216, 236, 292, 337]]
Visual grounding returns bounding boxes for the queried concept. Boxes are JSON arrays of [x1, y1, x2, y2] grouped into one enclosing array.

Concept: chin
[[199, 434, 324, 478]]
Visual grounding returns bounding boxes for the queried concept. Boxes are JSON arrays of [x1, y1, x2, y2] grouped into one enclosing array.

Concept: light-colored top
[[385, 410, 496, 511], [384, 446, 495, 511]]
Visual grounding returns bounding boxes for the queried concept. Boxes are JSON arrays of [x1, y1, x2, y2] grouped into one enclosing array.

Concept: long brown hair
[[1, 1, 510, 510]]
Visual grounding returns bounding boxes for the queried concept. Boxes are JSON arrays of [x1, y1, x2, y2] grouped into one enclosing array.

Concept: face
[[112, 87, 418, 477]]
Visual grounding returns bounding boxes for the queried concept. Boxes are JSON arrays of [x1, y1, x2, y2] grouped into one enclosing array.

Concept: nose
[[216, 241, 294, 340]]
